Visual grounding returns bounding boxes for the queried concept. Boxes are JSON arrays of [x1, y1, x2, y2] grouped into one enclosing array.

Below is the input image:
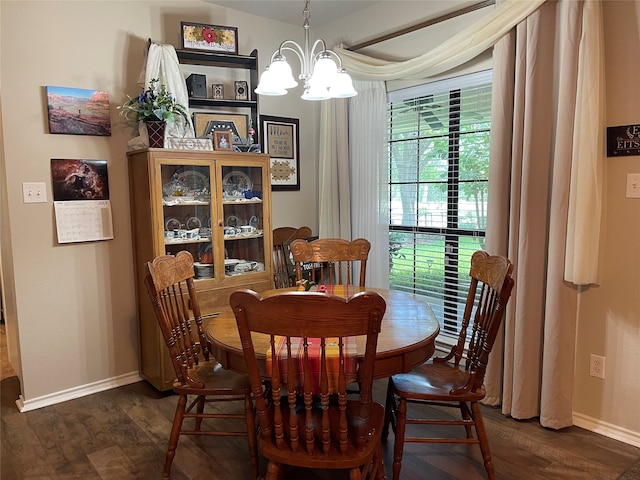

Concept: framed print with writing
[[181, 22, 238, 54], [260, 115, 300, 191]]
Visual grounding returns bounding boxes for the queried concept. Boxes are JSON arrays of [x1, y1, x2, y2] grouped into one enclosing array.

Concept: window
[[387, 71, 492, 339]]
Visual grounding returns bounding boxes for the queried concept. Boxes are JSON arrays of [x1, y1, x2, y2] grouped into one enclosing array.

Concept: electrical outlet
[[589, 354, 605, 379], [627, 173, 640, 198], [22, 182, 47, 203]]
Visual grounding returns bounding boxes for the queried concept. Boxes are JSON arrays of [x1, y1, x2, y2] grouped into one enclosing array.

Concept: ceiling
[[205, 1, 383, 28]]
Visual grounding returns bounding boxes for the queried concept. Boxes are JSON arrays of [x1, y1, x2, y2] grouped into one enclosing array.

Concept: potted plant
[[119, 79, 189, 147]]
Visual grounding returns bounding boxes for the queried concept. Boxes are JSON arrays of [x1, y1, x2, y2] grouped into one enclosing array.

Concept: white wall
[[572, 0, 640, 446]]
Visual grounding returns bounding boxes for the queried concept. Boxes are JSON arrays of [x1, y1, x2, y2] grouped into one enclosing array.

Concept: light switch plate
[[627, 173, 640, 199], [22, 182, 47, 203]]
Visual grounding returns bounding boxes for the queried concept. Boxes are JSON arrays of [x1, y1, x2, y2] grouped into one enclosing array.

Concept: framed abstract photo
[[260, 115, 300, 191], [181, 22, 238, 54]]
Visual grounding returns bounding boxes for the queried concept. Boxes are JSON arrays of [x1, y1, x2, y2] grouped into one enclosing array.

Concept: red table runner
[[266, 336, 357, 395]]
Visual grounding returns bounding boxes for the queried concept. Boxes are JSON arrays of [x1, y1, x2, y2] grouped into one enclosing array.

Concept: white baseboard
[[15, 371, 143, 413], [573, 412, 640, 448]]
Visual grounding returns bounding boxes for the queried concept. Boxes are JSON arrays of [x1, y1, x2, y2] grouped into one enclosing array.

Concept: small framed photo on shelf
[[211, 84, 224, 99], [181, 22, 238, 54], [213, 131, 232, 150], [234, 81, 249, 100]]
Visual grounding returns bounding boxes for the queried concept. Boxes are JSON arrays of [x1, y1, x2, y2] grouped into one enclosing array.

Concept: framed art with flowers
[[181, 22, 238, 54]]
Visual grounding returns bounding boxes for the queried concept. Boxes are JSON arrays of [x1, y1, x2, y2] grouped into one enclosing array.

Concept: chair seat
[[261, 401, 385, 469], [173, 359, 252, 394], [390, 360, 486, 402]]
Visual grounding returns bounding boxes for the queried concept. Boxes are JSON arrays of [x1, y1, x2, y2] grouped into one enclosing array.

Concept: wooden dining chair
[[290, 237, 371, 287], [382, 250, 515, 480], [272, 226, 313, 289], [144, 251, 258, 480], [230, 288, 387, 480]]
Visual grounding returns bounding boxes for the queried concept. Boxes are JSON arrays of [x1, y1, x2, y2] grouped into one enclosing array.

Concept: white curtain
[[336, 0, 545, 81], [348, 80, 389, 288], [484, 0, 605, 428], [318, 81, 388, 287], [318, 99, 351, 239], [320, 0, 605, 427]]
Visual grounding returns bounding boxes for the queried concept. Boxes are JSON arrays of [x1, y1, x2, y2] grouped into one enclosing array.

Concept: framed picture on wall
[[260, 115, 300, 191], [180, 22, 238, 54], [46, 86, 111, 136]]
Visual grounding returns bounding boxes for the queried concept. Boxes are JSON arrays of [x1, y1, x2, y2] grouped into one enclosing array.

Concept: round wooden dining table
[[205, 287, 441, 380]]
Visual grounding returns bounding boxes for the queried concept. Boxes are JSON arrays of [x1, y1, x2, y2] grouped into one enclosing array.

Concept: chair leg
[[392, 396, 407, 480], [373, 443, 386, 480], [471, 401, 495, 480], [382, 378, 395, 440], [195, 395, 205, 431], [348, 467, 363, 480], [459, 401, 473, 438], [244, 391, 259, 479], [265, 460, 280, 480], [164, 394, 187, 480]]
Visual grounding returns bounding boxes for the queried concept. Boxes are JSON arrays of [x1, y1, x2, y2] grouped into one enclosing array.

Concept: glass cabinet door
[[160, 162, 215, 280], [219, 163, 267, 278]]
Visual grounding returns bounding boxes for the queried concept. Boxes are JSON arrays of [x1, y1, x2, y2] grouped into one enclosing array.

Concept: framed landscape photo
[[260, 115, 300, 191], [46, 86, 111, 136], [181, 22, 238, 54]]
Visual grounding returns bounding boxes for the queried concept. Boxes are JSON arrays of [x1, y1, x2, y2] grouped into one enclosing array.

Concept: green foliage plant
[[119, 79, 189, 124]]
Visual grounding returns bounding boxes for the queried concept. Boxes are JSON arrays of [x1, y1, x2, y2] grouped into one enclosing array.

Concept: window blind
[[387, 70, 492, 337]]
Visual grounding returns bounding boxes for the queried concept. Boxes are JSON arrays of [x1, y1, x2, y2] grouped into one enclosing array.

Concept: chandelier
[[254, 0, 357, 100]]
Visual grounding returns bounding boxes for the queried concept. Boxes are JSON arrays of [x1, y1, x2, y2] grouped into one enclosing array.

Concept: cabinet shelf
[[188, 97, 257, 109], [164, 237, 211, 245], [224, 233, 264, 241], [223, 199, 263, 205], [176, 49, 258, 69]]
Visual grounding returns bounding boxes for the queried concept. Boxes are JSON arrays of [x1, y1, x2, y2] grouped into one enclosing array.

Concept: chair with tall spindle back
[[382, 250, 515, 480], [230, 288, 387, 479], [290, 237, 370, 287], [144, 251, 258, 479]]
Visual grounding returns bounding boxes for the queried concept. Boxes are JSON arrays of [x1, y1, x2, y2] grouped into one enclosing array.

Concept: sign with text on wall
[[606, 124, 640, 157], [260, 115, 300, 191]]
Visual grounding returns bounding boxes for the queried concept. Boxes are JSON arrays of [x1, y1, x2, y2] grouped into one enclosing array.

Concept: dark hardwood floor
[[2, 324, 639, 479]]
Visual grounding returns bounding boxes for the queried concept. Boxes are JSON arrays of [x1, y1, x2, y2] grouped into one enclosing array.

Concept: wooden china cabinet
[[127, 148, 273, 390]]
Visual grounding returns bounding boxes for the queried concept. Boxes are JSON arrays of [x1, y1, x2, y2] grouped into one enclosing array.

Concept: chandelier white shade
[[254, 0, 357, 101]]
